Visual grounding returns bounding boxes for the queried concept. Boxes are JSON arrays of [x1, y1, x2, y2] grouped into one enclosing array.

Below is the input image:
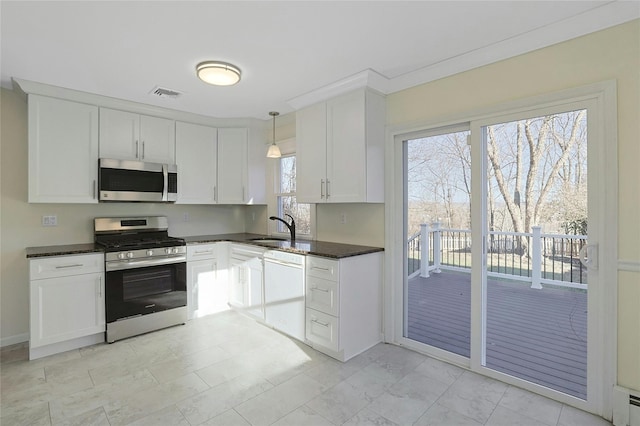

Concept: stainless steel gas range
[[94, 216, 187, 343]]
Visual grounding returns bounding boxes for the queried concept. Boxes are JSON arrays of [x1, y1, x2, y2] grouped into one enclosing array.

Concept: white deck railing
[[408, 223, 587, 290]]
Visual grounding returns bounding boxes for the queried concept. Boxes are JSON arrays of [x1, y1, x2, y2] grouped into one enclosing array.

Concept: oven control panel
[[105, 246, 187, 264]]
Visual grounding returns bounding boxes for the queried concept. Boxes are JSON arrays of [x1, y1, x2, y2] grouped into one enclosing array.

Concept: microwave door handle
[[162, 164, 168, 202]]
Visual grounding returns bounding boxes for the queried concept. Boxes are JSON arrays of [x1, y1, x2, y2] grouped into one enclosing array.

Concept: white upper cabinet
[[217, 128, 248, 204], [28, 95, 99, 203], [296, 102, 327, 204], [99, 108, 176, 164], [296, 88, 385, 203], [176, 122, 218, 204], [175, 124, 249, 205]]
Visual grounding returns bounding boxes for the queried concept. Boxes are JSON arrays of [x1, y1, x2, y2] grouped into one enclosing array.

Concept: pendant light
[[266, 111, 282, 158]]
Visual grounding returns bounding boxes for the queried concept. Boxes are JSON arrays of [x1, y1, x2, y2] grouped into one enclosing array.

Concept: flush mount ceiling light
[[266, 111, 282, 158], [196, 61, 241, 86]]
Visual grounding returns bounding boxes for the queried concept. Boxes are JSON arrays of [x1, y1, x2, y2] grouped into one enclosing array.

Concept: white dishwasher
[[263, 250, 305, 341]]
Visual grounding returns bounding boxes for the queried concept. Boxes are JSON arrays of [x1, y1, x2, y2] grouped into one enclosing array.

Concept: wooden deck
[[407, 270, 587, 399]]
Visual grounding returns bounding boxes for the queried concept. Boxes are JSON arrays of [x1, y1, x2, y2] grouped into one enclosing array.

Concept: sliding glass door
[[396, 89, 612, 414], [477, 108, 590, 400], [404, 126, 472, 363]]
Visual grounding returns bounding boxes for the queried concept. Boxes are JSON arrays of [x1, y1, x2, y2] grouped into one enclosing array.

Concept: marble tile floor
[[0, 310, 611, 426]]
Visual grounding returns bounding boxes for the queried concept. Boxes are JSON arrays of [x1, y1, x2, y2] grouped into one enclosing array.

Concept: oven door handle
[[105, 255, 186, 271]]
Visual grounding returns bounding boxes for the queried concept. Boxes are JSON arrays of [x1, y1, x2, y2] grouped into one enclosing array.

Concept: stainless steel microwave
[[99, 158, 177, 202]]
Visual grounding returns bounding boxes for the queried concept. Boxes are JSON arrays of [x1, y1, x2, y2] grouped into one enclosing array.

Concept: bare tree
[[487, 110, 587, 254]]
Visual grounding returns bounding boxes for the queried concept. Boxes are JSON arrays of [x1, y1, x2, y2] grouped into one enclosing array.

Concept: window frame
[[267, 138, 315, 240]]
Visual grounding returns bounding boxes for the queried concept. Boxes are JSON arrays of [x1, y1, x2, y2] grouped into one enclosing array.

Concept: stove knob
[[165, 247, 173, 254], [118, 253, 126, 260], [126, 252, 134, 259], [147, 250, 154, 256]]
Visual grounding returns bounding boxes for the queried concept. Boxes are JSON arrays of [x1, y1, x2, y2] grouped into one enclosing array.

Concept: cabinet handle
[[311, 318, 330, 328], [311, 286, 329, 293], [320, 179, 325, 199], [93, 180, 96, 199], [97, 276, 102, 298], [55, 264, 83, 269], [242, 186, 245, 202], [135, 140, 139, 158], [326, 179, 330, 198], [195, 249, 214, 255], [142, 141, 145, 159], [310, 266, 331, 272], [213, 186, 217, 202]]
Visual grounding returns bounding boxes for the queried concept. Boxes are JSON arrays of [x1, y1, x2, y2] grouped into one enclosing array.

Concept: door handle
[[579, 243, 598, 270], [320, 179, 325, 199]]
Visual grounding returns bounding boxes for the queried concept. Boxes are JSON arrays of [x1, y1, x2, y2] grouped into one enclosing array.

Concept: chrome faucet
[[269, 214, 296, 241]]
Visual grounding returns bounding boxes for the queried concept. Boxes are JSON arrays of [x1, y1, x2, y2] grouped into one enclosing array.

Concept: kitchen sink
[[249, 237, 287, 243]]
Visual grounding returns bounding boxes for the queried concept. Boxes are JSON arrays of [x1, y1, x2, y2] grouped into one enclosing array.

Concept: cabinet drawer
[[306, 256, 339, 281], [30, 253, 103, 280], [306, 276, 338, 316], [187, 243, 217, 261], [306, 308, 338, 351]]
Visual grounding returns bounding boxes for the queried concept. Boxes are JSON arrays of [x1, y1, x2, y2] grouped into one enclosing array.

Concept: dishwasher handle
[[264, 257, 304, 269]]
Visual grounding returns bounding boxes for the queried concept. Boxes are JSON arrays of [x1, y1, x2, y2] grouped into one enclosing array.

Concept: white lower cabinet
[[228, 244, 265, 320], [29, 253, 105, 360], [305, 252, 383, 361], [306, 308, 339, 351], [187, 243, 229, 319]]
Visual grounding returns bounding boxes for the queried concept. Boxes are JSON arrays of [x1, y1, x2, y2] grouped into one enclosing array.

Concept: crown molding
[[286, 69, 389, 110], [287, 2, 639, 110]]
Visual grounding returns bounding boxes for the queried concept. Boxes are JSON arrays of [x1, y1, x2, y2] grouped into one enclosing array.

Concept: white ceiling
[[2, 1, 638, 120]]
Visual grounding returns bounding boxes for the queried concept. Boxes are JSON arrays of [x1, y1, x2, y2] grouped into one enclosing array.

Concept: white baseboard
[[0, 333, 29, 348]]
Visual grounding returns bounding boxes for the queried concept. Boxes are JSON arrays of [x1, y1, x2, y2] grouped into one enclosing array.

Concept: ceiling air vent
[[149, 86, 183, 100]]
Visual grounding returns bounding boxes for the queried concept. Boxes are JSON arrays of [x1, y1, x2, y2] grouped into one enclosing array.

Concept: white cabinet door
[[326, 90, 367, 202], [296, 102, 327, 203], [99, 108, 140, 160], [139, 115, 175, 163], [246, 256, 264, 320], [295, 89, 385, 204], [187, 258, 224, 320], [99, 108, 175, 164], [30, 272, 105, 348], [28, 95, 99, 203], [176, 122, 218, 204], [217, 128, 247, 204], [228, 260, 247, 308]]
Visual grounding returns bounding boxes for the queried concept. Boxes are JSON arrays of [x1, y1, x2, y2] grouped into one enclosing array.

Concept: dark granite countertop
[[182, 233, 384, 259], [26, 234, 383, 260], [26, 243, 103, 258]]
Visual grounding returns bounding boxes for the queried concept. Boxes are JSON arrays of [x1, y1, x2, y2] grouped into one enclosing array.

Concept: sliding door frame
[[384, 80, 618, 418]]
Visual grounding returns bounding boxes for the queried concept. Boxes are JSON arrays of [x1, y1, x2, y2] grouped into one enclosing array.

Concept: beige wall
[[386, 20, 640, 391], [0, 88, 259, 343]]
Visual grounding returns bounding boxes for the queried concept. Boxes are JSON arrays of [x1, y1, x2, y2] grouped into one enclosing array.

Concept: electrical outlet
[[340, 212, 347, 224], [183, 212, 190, 222], [42, 215, 57, 226]]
